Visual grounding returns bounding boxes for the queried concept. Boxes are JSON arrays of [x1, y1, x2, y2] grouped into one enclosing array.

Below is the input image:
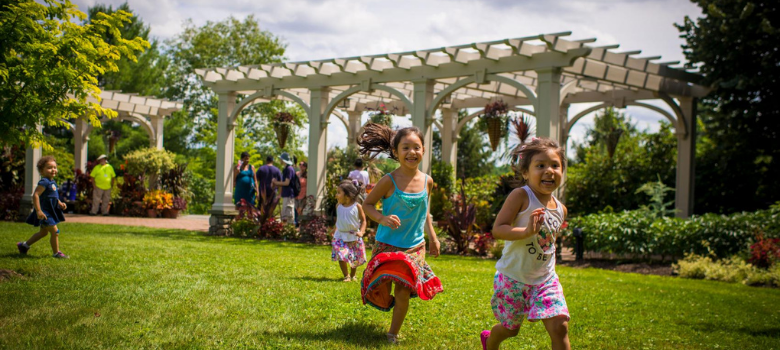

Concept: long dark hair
[[512, 137, 566, 186], [299, 161, 307, 178], [357, 122, 424, 161]]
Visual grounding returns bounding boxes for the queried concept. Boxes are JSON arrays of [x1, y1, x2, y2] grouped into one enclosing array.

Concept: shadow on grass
[[0, 253, 43, 260], [290, 275, 342, 283], [687, 321, 780, 339], [275, 321, 387, 348]]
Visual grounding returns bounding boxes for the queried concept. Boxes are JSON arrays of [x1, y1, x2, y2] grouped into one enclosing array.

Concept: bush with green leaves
[[462, 174, 500, 230], [124, 148, 176, 187], [674, 253, 780, 287], [566, 205, 780, 260]]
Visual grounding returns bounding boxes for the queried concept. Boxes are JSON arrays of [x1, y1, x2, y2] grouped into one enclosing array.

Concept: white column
[[150, 115, 164, 149], [557, 103, 570, 201], [74, 118, 89, 173], [534, 67, 562, 142], [347, 110, 362, 146], [676, 97, 697, 218], [210, 92, 237, 214], [19, 128, 42, 220], [307, 87, 330, 213], [412, 80, 434, 174], [440, 108, 458, 170]]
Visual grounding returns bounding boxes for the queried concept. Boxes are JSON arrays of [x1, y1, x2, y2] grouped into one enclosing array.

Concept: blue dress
[[233, 165, 257, 206], [26, 178, 66, 227]]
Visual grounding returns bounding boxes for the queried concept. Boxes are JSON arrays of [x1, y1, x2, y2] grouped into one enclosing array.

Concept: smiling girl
[[18, 156, 69, 258], [480, 138, 570, 350], [357, 123, 443, 344]]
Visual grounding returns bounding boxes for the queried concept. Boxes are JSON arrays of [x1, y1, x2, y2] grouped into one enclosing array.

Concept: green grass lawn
[[1, 222, 779, 349]]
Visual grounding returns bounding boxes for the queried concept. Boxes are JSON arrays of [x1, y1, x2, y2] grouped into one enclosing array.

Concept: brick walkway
[[64, 214, 210, 232]]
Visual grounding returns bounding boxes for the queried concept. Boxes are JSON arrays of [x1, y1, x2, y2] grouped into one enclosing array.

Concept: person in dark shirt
[[272, 152, 296, 223], [256, 155, 281, 221]]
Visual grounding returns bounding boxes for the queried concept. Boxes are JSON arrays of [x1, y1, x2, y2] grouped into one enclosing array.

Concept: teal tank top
[[375, 173, 428, 249]]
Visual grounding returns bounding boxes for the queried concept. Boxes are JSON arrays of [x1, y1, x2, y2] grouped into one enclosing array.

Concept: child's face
[[393, 133, 424, 170], [522, 149, 563, 195], [336, 187, 346, 205], [41, 161, 58, 179]]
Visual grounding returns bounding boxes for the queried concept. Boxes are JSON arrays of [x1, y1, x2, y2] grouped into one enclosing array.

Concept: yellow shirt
[[90, 164, 116, 190]]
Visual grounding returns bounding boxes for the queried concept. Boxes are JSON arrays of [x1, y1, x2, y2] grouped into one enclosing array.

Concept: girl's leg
[[338, 261, 349, 280], [349, 267, 357, 280], [542, 316, 570, 350], [48, 225, 60, 254], [486, 323, 520, 350], [24, 227, 49, 246], [388, 284, 411, 336]]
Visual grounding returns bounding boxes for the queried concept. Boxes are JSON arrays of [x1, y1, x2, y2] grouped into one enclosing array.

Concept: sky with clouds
[[71, 0, 704, 158]]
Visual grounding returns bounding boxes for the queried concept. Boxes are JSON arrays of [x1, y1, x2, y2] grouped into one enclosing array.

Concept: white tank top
[[335, 203, 361, 242], [495, 186, 564, 285]]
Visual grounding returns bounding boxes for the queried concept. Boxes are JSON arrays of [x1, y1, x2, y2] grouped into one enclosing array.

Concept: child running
[[357, 123, 443, 344], [331, 180, 368, 281], [17, 156, 69, 259], [481, 138, 570, 350]]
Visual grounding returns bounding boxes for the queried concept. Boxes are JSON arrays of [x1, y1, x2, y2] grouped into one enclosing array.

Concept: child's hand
[[59, 201, 67, 210], [379, 215, 401, 230], [355, 230, 364, 238], [525, 208, 545, 236], [37, 211, 46, 220], [428, 238, 440, 258]]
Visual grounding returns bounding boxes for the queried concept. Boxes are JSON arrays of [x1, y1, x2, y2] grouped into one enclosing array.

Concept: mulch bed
[[558, 259, 674, 276]]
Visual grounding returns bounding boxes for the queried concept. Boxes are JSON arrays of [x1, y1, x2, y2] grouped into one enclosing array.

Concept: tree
[[0, 0, 148, 150], [456, 119, 492, 179], [676, 0, 780, 213], [86, 2, 167, 97]]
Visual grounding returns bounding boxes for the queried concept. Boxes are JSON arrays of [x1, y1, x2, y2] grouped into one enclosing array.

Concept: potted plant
[[143, 190, 172, 218], [482, 100, 509, 151], [272, 112, 295, 149], [164, 197, 187, 219], [368, 102, 395, 127]]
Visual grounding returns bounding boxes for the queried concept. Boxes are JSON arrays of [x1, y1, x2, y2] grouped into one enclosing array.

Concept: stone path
[[63, 214, 210, 232]]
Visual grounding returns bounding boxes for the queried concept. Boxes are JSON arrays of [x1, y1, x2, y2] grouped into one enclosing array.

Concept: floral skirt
[[360, 242, 443, 311], [331, 238, 367, 268]]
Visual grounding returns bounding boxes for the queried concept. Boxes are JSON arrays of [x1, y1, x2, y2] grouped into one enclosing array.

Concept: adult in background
[[89, 154, 116, 216], [256, 155, 282, 221], [233, 152, 259, 207], [272, 152, 295, 223], [295, 161, 308, 226], [348, 158, 371, 200]]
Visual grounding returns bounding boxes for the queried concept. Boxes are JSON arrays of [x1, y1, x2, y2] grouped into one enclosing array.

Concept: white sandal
[[386, 333, 399, 344]]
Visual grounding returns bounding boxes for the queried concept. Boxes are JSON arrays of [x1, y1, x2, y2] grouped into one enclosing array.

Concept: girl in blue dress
[[17, 156, 68, 258]]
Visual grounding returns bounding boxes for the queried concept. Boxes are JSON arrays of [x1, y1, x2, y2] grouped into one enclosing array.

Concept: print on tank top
[[526, 207, 563, 261]]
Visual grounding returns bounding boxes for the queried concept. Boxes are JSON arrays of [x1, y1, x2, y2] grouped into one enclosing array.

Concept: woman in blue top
[[358, 123, 443, 344], [17, 156, 68, 258], [233, 152, 259, 207]]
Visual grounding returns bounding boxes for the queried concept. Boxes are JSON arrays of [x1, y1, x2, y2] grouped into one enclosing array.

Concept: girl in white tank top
[[331, 181, 367, 282], [481, 138, 571, 350]]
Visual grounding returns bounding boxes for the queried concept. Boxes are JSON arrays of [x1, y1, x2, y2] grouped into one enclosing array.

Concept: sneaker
[[52, 251, 69, 259], [16, 242, 29, 255], [480, 330, 491, 350], [386, 333, 398, 345]]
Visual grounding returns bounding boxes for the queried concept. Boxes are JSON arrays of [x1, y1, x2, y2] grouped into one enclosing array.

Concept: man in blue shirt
[[255, 155, 281, 220], [272, 152, 296, 223]]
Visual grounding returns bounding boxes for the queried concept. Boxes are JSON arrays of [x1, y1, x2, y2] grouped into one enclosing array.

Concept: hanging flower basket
[[482, 100, 509, 151], [486, 118, 503, 151], [273, 112, 295, 149]]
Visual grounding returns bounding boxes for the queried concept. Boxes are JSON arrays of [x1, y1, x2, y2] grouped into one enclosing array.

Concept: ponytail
[[358, 122, 396, 160]]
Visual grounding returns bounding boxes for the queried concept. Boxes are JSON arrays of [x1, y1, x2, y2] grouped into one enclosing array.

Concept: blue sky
[[71, 0, 704, 158]]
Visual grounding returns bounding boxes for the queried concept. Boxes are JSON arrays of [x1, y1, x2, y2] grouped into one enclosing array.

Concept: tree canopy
[[0, 0, 148, 150], [676, 0, 779, 213]]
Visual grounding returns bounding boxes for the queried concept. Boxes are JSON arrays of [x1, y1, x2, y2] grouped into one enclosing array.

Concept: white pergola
[[20, 91, 183, 217], [196, 32, 708, 235]]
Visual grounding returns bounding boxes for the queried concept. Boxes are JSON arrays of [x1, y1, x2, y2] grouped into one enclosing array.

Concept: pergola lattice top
[[195, 32, 707, 114], [86, 90, 183, 117]]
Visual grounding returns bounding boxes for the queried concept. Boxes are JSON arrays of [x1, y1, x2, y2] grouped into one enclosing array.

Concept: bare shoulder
[[507, 187, 529, 212]]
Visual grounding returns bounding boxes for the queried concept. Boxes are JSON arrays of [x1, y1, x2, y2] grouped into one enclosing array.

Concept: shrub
[[463, 174, 500, 230], [281, 223, 298, 241], [674, 253, 780, 287], [124, 148, 176, 189], [259, 218, 285, 239], [565, 205, 780, 260], [300, 215, 329, 244], [442, 181, 477, 254], [231, 218, 258, 237], [116, 173, 146, 217], [470, 232, 495, 257], [0, 187, 22, 221], [748, 235, 780, 268], [143, 190, 172, 210]]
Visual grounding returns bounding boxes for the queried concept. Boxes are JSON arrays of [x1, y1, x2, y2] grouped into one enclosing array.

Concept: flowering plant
[[272, 112, 294, 126], [143, 190, 172, 210], [482, 100, 509, 118]]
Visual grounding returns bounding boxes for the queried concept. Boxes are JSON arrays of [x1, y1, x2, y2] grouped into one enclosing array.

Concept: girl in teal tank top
[[358, 123, 443, 344]]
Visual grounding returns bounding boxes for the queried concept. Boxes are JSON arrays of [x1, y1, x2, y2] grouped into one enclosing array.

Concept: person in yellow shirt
[[89, 155, 116, 216]]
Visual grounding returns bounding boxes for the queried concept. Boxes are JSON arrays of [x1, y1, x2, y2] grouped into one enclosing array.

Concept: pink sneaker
[[480, 330, 490, 350]]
